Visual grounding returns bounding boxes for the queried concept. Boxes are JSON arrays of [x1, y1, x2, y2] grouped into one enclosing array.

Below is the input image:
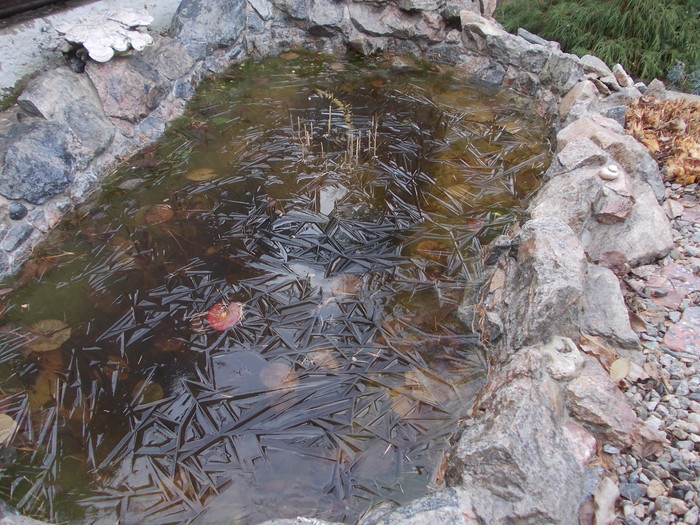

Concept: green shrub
[[494, 0, 700, 92]]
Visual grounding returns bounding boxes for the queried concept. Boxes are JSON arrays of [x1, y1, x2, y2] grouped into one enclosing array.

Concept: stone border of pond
[[0, 1, 680, 524]]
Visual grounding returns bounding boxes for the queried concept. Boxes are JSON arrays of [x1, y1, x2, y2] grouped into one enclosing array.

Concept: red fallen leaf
[[206, 302, 244, 331]]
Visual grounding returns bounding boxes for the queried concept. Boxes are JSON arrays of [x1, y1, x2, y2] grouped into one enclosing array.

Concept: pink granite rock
[[563, 421, 597, 465], [565, 357, 640, 448], [664, 307, 700, 356]]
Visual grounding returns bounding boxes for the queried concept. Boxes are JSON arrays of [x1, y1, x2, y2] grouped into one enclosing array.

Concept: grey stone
[[483, 32, 523, 67], [347, 34, 389, 56], [519, 44, 551, 75], [600, 105, 627, 126], [559, 79, 598, 122], [555, 136, 608, 172], [397, 0, 444, 12], [308, 0, 344, 36], [17, 67, 115, 157], [459, 9, 506, 50], [613, 63, 634, 88], [480, 0, 497, 16], [516, 27, 551, 47], [580, 54, 613, 78], [529, 167, 604, 233], [646, 78, 667, 99], [171, 0, 246, 60], [260, 514, 342, 525], [600, 74, 622, 91], [581, 180, 674, 266], [565, 357, 640, 448], [276, 0, 308, 19], [540, 51, 583, 94], [581, 265, 641, 352], [588, 75, 612, 95], [7, 203, 27, 221], [453, 350, 585, 524], [348, 3, 391, 36], [483, 234, 512, 265], [443, 0, 482, 24], [509, 70, 541, 97], [474, 61, 505, 88], [0, 121, 86, 204], [556, 116, 665, 202], [0, 223, 32, 252], [685, 506, 700, 525], [501, 218, 587, 348], [249, 0, 274, 20], [247, 11, 265, 34], [85, 55, 168, 123], [423, 44, 467, 65], [138, 37, 195, 82]]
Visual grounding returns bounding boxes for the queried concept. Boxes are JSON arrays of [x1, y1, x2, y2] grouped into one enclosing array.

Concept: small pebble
[[669, 497, 690, 516], [621, 483, 648, 503], [8, 202, 28, 221], [605, 444, 621, 454], [685, 506, 700, 525], [648, 479, 668, 499]]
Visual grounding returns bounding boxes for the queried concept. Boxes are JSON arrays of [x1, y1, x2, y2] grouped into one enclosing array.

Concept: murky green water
[[0, 53, 549, 524]]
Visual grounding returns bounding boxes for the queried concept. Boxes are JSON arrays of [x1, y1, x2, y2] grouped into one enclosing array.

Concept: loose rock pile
[[612, 178, 700, 525]]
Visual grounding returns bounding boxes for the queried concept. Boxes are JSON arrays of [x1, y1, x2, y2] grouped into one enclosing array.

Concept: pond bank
[[0, 0, 690, 523]]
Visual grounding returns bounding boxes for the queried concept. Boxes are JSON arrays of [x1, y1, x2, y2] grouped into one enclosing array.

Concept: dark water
[[0, 53, 549, 524]]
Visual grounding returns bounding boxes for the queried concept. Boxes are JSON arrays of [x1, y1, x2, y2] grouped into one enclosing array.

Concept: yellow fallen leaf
[[610, 358, 631, 383], [627, 361, 650, 383], [0, 414, 17, 445]]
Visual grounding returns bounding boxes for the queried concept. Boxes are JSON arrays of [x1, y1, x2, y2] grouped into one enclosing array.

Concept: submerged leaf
[[206, 301, 244, 331], [144, 204, 175, 224], [27, 319, 71, 353], [0, 414, 17, 445], [185, 167, 219, 181]]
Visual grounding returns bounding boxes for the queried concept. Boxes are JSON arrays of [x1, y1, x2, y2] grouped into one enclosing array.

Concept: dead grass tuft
[[626, 96, 700, 185]]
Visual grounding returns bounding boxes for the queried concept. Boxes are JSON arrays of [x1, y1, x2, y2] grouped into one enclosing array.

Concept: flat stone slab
[[663, 306, 700, 356]]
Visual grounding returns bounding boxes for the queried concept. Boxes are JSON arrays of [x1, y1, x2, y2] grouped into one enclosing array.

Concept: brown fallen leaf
[[488, 268, 506, 292], [144, 204, 174, 224], [580, 332, 618, 369], [631, 423, 668, 458], [628, 311, 648, 333], [643, 361, 660, 381], [626, 360, 650, 383], [578, 496, 595, 525], [592, 476, 619, 525]]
